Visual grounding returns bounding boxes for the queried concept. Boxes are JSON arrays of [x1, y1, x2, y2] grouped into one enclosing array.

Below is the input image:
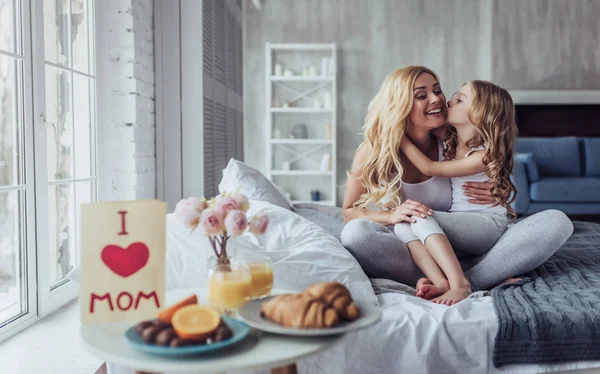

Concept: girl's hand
[[463, 181, 495, 205], [387, 200, 434, 224]]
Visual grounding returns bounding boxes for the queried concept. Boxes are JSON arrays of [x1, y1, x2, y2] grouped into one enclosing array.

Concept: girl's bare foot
[[432, 286, 472, 306], [415, 278, 449, 300]]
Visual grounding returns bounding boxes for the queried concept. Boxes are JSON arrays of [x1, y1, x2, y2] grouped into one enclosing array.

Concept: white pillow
[[165, 200, 377, 305], [219, 158, 291, 210], [241, 200, 377, 304]]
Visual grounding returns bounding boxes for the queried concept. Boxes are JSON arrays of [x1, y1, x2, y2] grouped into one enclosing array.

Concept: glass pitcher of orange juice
[[207, 260, 252, 311]]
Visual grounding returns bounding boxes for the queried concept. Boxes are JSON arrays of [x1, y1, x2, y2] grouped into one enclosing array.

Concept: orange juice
[[249, 264, 274, 298], [208, 271, 252, 309]]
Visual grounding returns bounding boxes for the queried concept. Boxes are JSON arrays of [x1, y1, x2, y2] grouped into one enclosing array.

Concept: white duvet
[[109, 202, 600, 374]]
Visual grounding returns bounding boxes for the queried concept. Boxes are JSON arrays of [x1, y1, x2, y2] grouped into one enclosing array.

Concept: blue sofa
[[512, 137, 600, 215]]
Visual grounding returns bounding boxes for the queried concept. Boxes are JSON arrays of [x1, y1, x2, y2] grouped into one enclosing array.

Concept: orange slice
[[171, 305, 221, 341], [157, 294, 198, 324]]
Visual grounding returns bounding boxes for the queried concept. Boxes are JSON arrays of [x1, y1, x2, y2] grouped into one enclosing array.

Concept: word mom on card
[[79, 200, 167, 325]]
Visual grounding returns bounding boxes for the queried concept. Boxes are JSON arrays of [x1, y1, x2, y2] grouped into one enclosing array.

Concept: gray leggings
[[394, 212, 509, 255], [340, 209, 573, 290]]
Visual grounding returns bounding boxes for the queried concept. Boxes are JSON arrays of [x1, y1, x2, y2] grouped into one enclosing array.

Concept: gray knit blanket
[[492, 221, 600, 367]]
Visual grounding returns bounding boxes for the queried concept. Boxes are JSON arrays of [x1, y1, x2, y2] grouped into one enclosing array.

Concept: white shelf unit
[[266, 43, 337, 206]]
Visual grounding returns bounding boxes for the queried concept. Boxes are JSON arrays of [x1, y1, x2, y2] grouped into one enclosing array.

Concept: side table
[[81, 288, 345, 374]]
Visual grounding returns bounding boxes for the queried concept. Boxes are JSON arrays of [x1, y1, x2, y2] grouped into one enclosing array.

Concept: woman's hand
[[387, 199, 433, 224], [463, 181, 495, 205]]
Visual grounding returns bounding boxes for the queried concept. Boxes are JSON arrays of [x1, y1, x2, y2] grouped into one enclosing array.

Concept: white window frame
[[0, 0, 39, 343], [0, 0, 103, 342], [31, 0, 102, 316]]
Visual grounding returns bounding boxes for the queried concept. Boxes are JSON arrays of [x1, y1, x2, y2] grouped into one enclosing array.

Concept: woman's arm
[[342, 145, 432, 224], [400, 137, 486, 177]]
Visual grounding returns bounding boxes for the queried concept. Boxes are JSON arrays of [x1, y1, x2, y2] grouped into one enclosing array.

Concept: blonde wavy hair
[[352, 66, 439, 210], [443, 80, 519, 216]]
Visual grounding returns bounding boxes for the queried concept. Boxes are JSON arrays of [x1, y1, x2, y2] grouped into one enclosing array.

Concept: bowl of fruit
[[124, 295, 251, 356]]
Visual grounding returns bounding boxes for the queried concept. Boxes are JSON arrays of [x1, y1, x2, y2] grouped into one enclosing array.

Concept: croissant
[[304, 282, 360, 321], [260, 293, 339, 328]]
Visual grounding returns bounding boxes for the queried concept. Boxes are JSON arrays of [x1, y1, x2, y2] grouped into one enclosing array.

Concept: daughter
[[394, 80, 518, 305]]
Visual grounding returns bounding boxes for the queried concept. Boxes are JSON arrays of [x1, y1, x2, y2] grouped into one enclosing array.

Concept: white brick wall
[[105, 0, 155, 200]]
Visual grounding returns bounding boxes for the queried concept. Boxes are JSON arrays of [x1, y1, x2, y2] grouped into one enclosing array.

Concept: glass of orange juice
[[235, 254, 274, 299], [207, 260, 252, 313]]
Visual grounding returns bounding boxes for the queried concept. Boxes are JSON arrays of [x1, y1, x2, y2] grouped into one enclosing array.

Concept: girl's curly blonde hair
[[351, 66, 439, 210], [443, 80, 519, 216]]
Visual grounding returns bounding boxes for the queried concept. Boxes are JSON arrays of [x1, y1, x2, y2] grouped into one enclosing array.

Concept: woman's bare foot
[[431, 286, 472, 306], [496, 277, 523, 287], [415, 278, 449, 300]]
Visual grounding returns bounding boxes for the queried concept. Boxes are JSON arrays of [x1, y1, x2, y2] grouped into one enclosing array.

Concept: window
[[0, 0, 97, 340]]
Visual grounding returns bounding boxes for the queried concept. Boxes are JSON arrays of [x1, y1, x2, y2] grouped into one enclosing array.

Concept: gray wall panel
[[492, 0, 600, 89]]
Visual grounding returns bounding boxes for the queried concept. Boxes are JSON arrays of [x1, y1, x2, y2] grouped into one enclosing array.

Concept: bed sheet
[[108, 292, 600, 374]]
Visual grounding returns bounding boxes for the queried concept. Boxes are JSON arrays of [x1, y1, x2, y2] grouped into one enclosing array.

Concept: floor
[[0, 300, 102, 374]]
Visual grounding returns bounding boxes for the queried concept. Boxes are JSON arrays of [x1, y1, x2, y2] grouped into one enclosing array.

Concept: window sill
[[0, 300, 102, 374]]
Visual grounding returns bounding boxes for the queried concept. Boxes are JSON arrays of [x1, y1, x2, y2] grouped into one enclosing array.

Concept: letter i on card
[[79, 200, 167, 325]]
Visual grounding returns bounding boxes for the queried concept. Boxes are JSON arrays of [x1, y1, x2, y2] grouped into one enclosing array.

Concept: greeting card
[[79, 200, 167, 325]]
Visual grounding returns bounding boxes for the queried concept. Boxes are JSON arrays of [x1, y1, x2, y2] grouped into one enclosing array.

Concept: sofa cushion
[[583, 138, 600, 177], [516, 137, 581, 177], [515, 152, 540, 182], [530, 177, 600, 202]]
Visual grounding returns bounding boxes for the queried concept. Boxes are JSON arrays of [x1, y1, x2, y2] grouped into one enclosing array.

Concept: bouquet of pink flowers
[[174, 192, 269, 268]]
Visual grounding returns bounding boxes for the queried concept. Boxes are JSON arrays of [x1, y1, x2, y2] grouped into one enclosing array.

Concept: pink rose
[[249, 214, 269, 236], [232, 193, 250, 212], [189, 197, 208, 211], [200, 208, 225, 235], [214, 196, 240, 214], [175, 197, 206, 230], [224, 210, 248, 236]]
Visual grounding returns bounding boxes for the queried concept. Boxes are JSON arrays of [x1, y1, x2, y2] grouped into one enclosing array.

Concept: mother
[[341, 66, 573, 291]]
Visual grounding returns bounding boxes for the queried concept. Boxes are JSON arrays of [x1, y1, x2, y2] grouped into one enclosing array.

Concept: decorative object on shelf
[[320, 57, 329, 76], [314, 97, 322, 109], [302, 66, 309, 76], [290, 123, 308, 139], [323, 92, 331, 109], [308, 65, 317, 76], [320, 153, 331, 172], [273, 129, 282, 138], [281, 101, 290, 108], [310, 190, 321, 202], [326, 123, 333, 140], [281, 161, 290, 171], [283, 69, 293, 77], [274, 63, 283, 76]]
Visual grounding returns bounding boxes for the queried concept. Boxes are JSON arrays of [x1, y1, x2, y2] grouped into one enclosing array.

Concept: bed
[[108, 159, 600, 374]]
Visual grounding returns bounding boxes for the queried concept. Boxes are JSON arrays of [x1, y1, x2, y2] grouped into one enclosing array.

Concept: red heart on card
[[101, 242, 150, 278]]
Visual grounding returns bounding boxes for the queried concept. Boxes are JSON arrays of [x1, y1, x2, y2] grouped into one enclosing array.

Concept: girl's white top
[[449, 146, 507, 214]]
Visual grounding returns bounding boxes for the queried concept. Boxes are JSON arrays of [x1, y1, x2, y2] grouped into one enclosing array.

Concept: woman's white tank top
[[401, 139, 452, 212]]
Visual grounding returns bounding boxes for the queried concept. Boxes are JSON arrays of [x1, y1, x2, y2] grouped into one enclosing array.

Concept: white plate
[[237, 295, 380, 336]]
